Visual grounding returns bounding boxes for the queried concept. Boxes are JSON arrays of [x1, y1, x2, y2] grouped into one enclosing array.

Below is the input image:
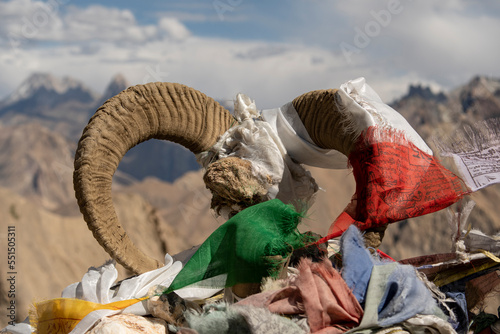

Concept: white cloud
[[300, 1, 500, 96], [379, 2, 500, 87], [158, 17, 191, 40], [0, 0, 64, 48], [63, 5, 139, 42], [0, 0, 499, 107], [0, 0, 191, 47], [0, 33, 353, 107]]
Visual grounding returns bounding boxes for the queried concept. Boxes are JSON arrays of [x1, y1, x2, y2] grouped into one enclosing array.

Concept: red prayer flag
[[326, 126, 469, 240]]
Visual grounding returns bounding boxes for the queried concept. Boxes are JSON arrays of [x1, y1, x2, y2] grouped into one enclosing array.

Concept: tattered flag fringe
[[434, 117, 500, 191], [434, 117, 500, 155]]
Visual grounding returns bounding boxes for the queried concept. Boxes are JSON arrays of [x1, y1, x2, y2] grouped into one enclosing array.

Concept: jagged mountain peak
[[400, 83, 448, 103], [105, 73, 129, 95], [454, 75, 500, 118], [469, 74, 500, 85], [0, 73, 98, 131], [2, 72, 97, 106], [109, 73, 129, 88], [463, 75, 500, 96], [97, 73, 130, 106]]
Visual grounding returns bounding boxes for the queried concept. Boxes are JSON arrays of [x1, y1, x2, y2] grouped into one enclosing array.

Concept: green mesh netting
[[166, 199, 308, 293]]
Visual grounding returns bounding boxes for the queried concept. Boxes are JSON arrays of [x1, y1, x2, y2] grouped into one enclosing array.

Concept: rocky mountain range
[[0, 73, 200, 184], [393, 76, 500, 139], [1, 73, 500, 326]]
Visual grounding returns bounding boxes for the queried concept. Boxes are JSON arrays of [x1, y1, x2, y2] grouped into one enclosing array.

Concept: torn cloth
[[196, 94, 318, 212], [328, 126, 468, 237], [435, 117, 500, 192], [30, 297, 148, 334], [166, 199, 308, 293], [238, 258, 363, 334], [339, 226, 447, 331], [31, 254, 184, 334], [340, 224, 376, 305], [43, 253, 219, 334], [464, 229, 500, 253]]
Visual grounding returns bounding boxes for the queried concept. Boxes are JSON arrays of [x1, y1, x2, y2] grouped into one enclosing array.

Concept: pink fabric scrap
[[238, 258, 363, 333]]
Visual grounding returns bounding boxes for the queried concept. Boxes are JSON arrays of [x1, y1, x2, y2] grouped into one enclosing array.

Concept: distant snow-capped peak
[[2, 72, 96, 106]]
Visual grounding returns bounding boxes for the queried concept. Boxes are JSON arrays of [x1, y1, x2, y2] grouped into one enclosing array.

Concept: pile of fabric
[[3, 78, 500, 334], [3, 199, 499, 334]]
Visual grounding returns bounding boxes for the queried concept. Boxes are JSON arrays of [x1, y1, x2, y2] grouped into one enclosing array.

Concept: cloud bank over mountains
[[0, 0, 499, 108]]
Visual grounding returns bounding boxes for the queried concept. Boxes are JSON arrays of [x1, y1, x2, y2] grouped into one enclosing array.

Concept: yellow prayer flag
[[30, 296, 148, 334]]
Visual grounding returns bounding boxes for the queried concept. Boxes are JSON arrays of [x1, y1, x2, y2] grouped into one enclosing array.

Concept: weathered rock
[[87, 314, 167, 334]]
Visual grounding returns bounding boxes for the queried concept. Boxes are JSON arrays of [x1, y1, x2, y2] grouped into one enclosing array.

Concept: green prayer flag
[[167, 199, 307, 292]]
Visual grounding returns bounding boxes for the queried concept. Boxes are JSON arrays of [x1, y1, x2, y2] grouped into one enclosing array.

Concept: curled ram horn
[[292, 88, 357, 155], [74, 82, 234, 274]]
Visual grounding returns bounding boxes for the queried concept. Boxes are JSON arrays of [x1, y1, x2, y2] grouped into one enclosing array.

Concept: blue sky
[[1, 0, 500, 108], [67, 1, 298, 39]]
